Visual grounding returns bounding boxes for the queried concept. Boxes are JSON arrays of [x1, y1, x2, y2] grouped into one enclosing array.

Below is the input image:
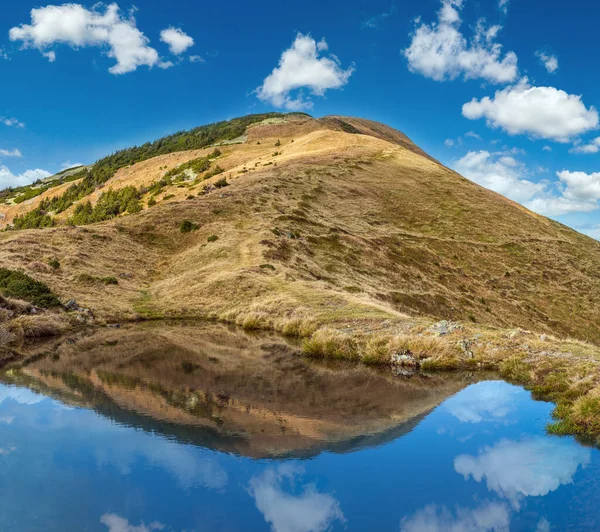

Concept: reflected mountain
[[1, 322, 482, 458]]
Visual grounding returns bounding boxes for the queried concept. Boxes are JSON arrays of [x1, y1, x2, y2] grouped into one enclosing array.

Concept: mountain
[[1, 112, 600, 344]]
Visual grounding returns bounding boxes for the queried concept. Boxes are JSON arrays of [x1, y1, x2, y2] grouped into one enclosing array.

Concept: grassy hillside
[[1, 113, 600, 343]]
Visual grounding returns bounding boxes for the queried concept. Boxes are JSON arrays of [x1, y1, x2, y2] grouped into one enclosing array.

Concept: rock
[[107, 323, 121, 329], [540, 334, 548, 341], [64, 299, 80, 311], [391, 351, 419, 368], [428, 320, 462, 336], [457, 339, 474, 358], [119, 273, 133, 280]]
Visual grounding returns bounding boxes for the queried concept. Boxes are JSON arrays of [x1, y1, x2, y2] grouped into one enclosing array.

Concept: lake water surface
[[0, 323, 598, 531]]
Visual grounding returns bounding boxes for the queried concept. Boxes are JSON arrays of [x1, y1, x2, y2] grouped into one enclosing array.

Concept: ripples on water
[[0, 322, 597, 531]]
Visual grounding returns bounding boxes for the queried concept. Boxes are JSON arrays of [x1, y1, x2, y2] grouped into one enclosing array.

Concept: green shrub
[[147, 197, 156, 207], [180, 220, 200, 233], [0, 268, 60, 307], [163, 194, 175, 201], [13, 209, 55, 230], [207, 235, 219, 242], [214, 178, 229, 188], [47, 259, 60, 270], [101, 277, 119, 285]]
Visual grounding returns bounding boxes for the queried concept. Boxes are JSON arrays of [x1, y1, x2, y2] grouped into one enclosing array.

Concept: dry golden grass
[[5, 314, 67, 338], [2, 116, 600, 343]]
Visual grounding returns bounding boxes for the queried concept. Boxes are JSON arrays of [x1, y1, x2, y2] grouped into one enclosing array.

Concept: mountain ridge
[[0, 112, 599, 344]]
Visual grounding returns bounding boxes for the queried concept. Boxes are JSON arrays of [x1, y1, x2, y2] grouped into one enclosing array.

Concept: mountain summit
[[1, 113, 600, 342]]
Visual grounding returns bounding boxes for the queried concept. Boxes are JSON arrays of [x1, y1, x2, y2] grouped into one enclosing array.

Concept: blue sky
[[1, 0, 600, 239]]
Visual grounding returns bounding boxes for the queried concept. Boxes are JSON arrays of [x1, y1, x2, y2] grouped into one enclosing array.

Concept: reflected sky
[[0, 379, 599, 531]]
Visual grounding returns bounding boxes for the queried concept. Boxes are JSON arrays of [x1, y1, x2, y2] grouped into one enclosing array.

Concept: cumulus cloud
[[454, 150, 547, 203], [189, 54, 204, 63], [9, 3, 173, 74], [100, 514, 165, 532], [160, 27, 194, 55], [256, 33, 354, 110], [454, 149, 600, 215], [1, 117, 24, 128], [536, 51, 558, 73], [444, 381, 520, 424], [248, 464, 345, 532], [404, 0, 518, 84], [570, 137, 600, 154], [526, 170, 600, 215], [0, 166, 51, 190], [462, 78, 599, 142], [400, 501, 510, 532], [0, 149, 22, 158], [455, 437, 591, 508]]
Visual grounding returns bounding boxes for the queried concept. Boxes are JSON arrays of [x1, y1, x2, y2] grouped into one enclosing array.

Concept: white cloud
[[455, 437, 591, 508], [444, 381, 519, 424], [0, 166, 52, 190], [1, 117, 24, 128], [445, 138, 456, 147], [404, 0, 518, 84], [526, 169, 600, 216], [582, 225, 600, 240], [248, 464, 345, 532], [536, 51, 558, 73], [0, 149, 22, 158], [465, 131, 482, 140], [100, 514, 165, 532], [454, 150, 600, 215], [189, 55, 204, 63], [570, 137, 600, 154], [556, 170, 600, 201], [543, 146, 552, 152], [43, 50, 56, 62], [160, 27, 194, 55], [499, 0, 510, 13], [256, 33, 354, 111], [9, 3, 173, 74], [454, 150, 546, 203], [462, 78, 599, 142], [400, 501, 511, 532]]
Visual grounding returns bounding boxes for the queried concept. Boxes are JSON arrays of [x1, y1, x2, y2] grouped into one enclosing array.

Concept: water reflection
[[0, 325, 599, 530], [248, 464, 345, 532], [444, 380, 519, 424], [100, 514, 166, 532], [455, 437, 591, 508], [400, 501, 510, 532], [3, 321, 479, 458]]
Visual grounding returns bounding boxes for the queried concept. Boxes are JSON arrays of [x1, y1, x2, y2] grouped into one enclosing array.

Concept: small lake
[[0, 322, 598, 531]]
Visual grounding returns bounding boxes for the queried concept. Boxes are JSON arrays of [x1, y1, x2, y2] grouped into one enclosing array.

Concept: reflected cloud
[[400, 501, 510, 532], [100, 513, 165, 532], [445, 381, 519, 424], [0, 446, 16, 456], [455, 437, 591, 507], [95, 438, 228, 491], [248, 464, 345, 532], [536, 517, 551, 532], [0, 387, 45, 406]]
